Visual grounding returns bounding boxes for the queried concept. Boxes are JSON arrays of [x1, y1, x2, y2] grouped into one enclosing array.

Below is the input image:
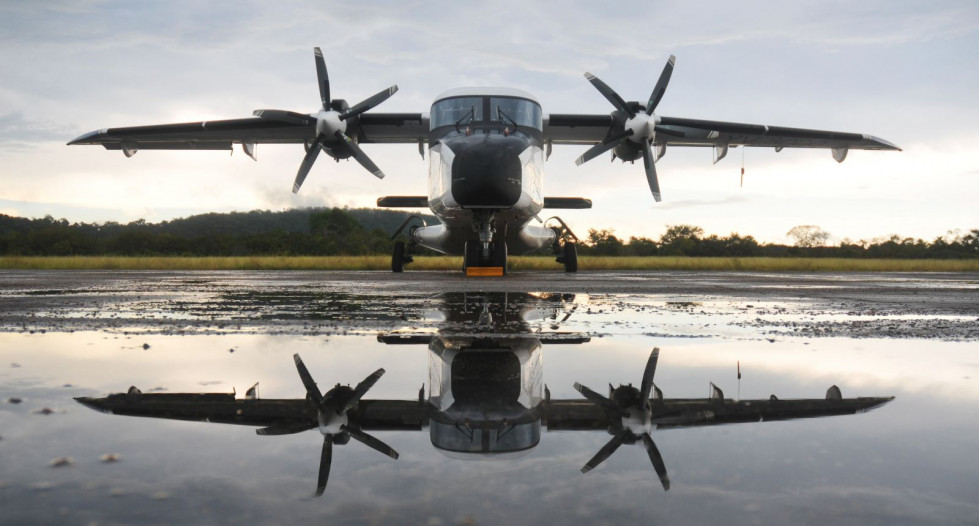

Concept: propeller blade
[[252, 109, 314, 126], [341, 425, 400, 459], [256, 421, 317, 436], [641, 433, 671, 491], [293, 353, 323, 405], [641, 140, 662, 202], [336, 131, 385, 179], [340, 85, 399, 121], [639, 348, 660, 411], [574, 129, 634, 166], [574, 382, 629, 418], [314, 47, 330, 111], [584, 72, 635, 118], [316, 436, 332, 496], [293, 137, 323, 194], [341, 368, 385, 414], [581, 432, 627, 473], [646, 55, 676, 115]]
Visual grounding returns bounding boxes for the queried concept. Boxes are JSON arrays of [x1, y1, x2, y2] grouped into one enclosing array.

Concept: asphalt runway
[[1, 270, 976, 339]]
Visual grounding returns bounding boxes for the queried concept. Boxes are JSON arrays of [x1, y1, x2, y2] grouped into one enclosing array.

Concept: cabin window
[[430, 97, 483, 129]]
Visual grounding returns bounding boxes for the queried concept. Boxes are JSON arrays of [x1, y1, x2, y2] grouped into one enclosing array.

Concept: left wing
[[67, 112, 428, 154]]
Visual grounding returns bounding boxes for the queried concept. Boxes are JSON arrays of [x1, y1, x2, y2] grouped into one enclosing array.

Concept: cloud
[[0, 112, 76, 150]]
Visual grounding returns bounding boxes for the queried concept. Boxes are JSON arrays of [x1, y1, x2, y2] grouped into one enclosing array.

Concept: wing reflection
[[76, 292, 893, 496]]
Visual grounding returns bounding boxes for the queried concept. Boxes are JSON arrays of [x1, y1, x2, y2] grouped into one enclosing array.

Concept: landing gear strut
[[547, 216, 580, 273]]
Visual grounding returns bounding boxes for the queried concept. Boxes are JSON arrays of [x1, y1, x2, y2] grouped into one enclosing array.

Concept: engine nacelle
[[613, 140, 642, 162]]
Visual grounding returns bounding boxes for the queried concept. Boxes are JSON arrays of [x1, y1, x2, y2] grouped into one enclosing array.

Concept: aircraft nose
[[447, 135, 528, 208]]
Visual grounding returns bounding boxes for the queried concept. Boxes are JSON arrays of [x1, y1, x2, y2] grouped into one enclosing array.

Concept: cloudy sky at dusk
[[1, 0, 976, 244]]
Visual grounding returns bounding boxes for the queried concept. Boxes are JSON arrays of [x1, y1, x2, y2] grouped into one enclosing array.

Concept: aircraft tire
[[563, 242, 578, 273], [392, 241, 405, 273]]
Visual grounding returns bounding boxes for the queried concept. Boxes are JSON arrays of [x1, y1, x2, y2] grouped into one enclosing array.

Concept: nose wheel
[[463, 239, 507, 276]]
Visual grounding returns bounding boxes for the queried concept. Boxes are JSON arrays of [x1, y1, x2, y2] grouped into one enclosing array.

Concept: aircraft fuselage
[[411, 88, 556, 257]]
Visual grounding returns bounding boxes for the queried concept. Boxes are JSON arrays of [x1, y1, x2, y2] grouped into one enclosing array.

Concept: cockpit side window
[[430, 97, 484, 130], [490, 97, 543, 131]]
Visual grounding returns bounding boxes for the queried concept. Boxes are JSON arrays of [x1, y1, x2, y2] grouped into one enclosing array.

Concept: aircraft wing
[[545, 394, 894, 431], [75, 393, 427, 431], [545, 113, 901, 151], [67, 113, 429, 153]]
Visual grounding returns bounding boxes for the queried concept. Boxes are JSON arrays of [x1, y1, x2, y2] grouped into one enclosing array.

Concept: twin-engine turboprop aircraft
[[69, 48, 901, 274]]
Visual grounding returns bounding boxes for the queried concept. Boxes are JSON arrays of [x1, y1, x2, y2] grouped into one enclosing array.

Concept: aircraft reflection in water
[[76, 293, 893, 496]]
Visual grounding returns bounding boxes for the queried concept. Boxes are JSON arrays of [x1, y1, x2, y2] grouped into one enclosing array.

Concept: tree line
[[1, 209, 975, 258], [580, 225, 979, 259], [0, 208, 435, 256]]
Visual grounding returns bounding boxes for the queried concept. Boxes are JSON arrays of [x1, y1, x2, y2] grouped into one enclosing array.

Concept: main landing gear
[[390, 215, 424, 273], [548, 216, 580, 273], [391, 241, 414, 273]]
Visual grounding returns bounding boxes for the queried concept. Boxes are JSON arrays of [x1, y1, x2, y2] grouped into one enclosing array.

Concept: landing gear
[[464, 239, 507, 276], [391, 241, 413, 273], [561, 242, 578, 273], [547, 216, 580, 273]]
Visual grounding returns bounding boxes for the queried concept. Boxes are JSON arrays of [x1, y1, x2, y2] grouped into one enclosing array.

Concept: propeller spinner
[[573, 348, 670, 490], [576, 56, 676, 202], [256, 354, 399, 497], [253, 47, 398, 193]]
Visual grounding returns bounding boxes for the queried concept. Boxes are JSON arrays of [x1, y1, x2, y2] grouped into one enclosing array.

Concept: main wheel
[[563, 242, 578, 273], [392, 241, 405, 273]]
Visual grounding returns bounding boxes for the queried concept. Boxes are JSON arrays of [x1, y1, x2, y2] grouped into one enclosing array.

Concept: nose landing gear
[[464, 239, 507, 276]]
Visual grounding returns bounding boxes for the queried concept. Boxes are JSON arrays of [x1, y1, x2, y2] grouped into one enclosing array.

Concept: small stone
[[142, 343, 150, 350], [8, 397, 22, 404], [50, 457, 73, 468], [100, 453, 121, 463], [35, 407, 56, 415]]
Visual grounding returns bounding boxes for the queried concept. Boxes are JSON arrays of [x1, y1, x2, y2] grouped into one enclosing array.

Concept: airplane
[[75, 292, 893, 496], [68, 48, 901, 275]]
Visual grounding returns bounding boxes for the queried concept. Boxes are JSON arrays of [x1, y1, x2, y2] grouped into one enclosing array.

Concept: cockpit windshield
[[430, 97, 483, 129], [430, 95, 542, 131], [490, 97, 542, 130]]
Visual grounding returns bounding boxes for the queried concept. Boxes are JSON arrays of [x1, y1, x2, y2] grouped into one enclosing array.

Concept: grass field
[[1, 256, 977, 272]]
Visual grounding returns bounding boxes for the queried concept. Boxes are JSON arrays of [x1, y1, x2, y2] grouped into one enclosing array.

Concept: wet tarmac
[[1, 270, 976, 339], [1, 270, 977, 525]]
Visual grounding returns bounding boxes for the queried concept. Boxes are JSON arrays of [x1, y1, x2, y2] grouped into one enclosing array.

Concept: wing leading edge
[[546, 113, 901, 152], [67, 113, 428, 154]]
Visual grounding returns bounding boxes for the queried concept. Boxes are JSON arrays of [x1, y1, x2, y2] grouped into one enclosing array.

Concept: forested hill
[[130, 208, 437, 238], [0, 208, 438, 256]]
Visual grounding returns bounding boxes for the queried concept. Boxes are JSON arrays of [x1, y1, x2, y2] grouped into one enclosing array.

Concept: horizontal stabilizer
[[377, 196, 429, 208], [543, 197, 592, 209]]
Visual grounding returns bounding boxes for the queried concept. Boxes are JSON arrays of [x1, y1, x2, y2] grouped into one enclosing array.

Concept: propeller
[[573, 348, 670, 490], [576, 55, 676, 202], [257, 353, 399, 497], [253, 47, 398, 193]]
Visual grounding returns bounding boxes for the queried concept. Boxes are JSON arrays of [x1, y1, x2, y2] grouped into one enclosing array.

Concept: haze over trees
[[0, 209, 976, 259]]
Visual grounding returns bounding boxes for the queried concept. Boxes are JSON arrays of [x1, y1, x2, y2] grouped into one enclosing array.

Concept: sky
[[0, 0, 977, 244]]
